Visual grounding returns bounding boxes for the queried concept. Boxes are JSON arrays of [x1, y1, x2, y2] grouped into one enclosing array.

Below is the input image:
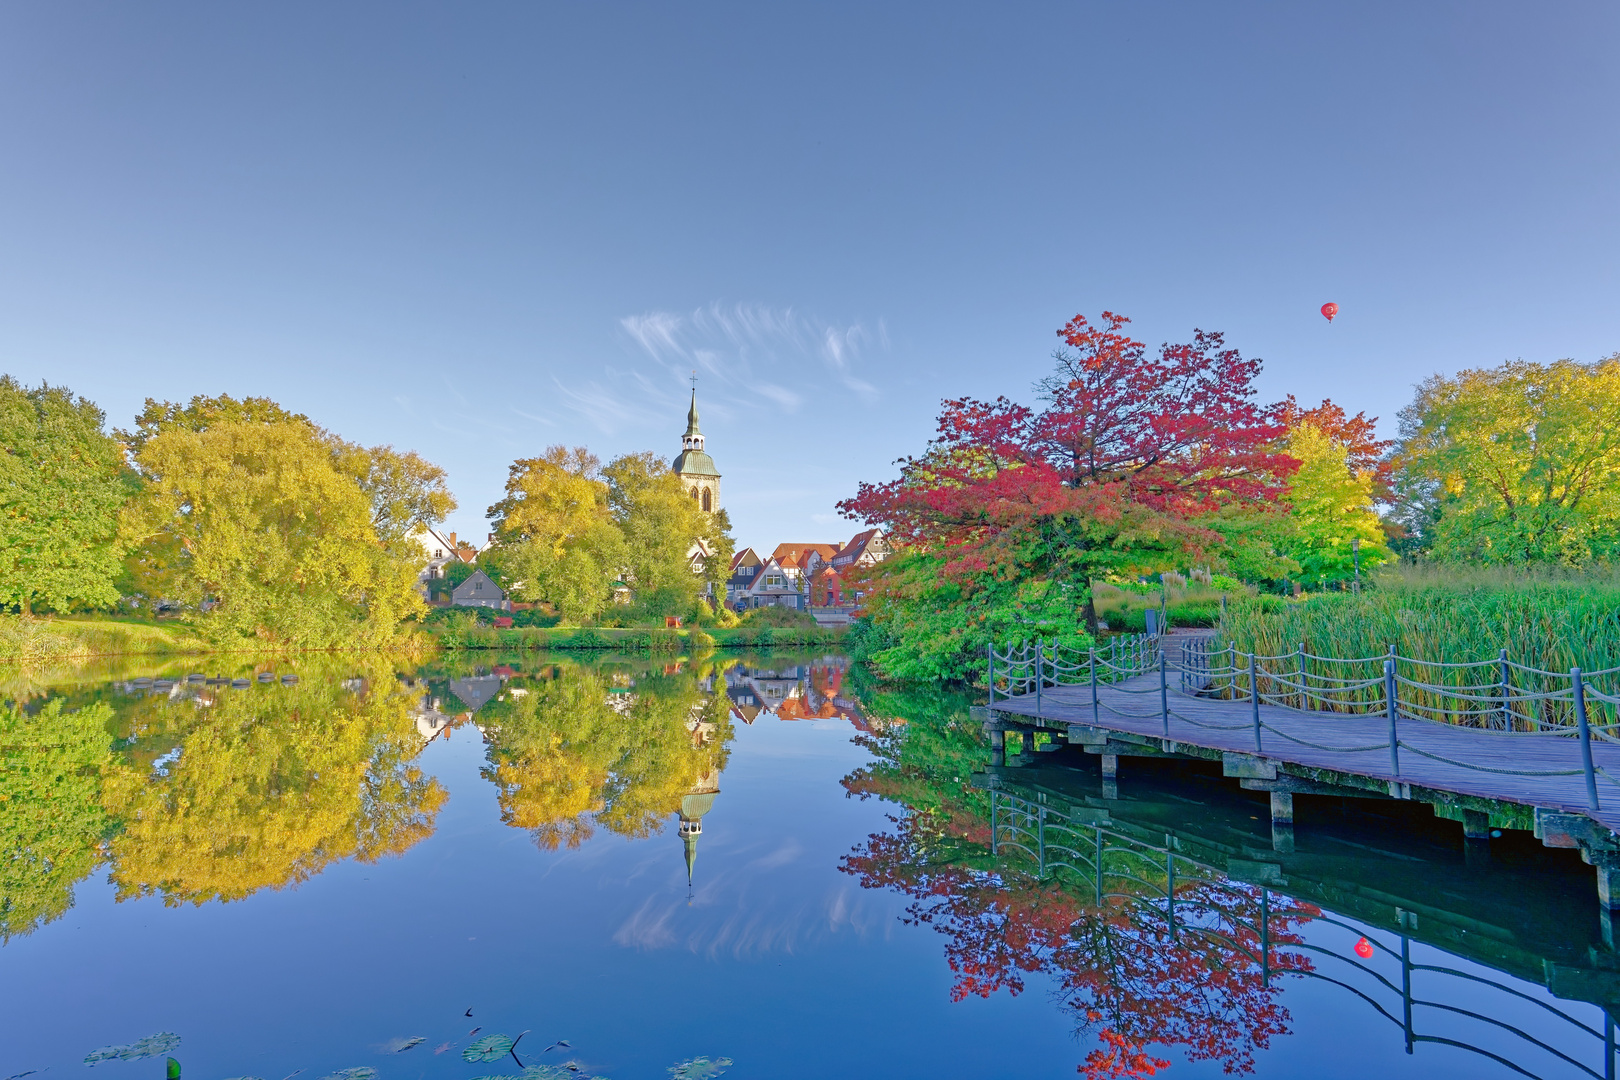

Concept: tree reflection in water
[[1, 657, 448, 931], [839, 681, 1316, 1078], [472, 658, 734, 850]]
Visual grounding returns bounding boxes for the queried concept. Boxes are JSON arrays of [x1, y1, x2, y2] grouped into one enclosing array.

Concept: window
[[701, 488, 712, 511], [473, 580, 483, 592], [435, 549, 443, 558]]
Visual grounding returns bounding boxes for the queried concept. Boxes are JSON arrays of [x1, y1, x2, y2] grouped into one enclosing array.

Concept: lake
[[2, 650, 1614, 1079]]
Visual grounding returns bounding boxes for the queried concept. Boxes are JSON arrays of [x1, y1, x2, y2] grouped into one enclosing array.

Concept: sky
[[1, 3, 1616, 552]]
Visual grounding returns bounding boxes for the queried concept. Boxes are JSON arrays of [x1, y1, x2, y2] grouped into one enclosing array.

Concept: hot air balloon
[[1321, 302, 1339, 323], [1353, 936, 1374, 959]]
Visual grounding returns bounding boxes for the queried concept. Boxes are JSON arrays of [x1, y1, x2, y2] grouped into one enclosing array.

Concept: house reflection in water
[[722, 657, 894, 734]]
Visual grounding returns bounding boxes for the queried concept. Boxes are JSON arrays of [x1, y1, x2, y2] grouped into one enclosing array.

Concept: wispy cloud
[[557, 302, 884, 434]]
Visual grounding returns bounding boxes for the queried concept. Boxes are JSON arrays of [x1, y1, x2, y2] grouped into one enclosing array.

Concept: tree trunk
[[1081, 593, 1099, 638]]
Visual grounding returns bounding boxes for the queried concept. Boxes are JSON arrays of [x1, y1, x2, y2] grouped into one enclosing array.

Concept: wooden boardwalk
[[991, 665, 1620, 835]]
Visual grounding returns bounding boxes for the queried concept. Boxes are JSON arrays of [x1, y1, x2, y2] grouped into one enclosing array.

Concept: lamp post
[[1352, 537, 1361, 594]]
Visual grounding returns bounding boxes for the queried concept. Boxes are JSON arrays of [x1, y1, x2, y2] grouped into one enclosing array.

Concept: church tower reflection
[[678, 766, 720, 886]]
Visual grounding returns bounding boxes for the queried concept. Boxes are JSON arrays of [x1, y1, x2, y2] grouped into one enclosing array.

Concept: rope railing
[[986, 789, 1620, 1080], [988, 632, 1620, 812]]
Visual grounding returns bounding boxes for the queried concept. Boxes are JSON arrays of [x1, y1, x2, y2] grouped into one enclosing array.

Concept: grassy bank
[[0, 616, 212, 663], [1218, 566, 1620, 670], [428, 622, 845, 652]]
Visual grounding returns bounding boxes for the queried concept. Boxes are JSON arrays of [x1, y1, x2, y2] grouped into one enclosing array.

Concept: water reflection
[[841, 681, 1620, 1077]]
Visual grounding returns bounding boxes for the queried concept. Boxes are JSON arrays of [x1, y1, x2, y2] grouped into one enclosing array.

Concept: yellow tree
[[99, 659, 445, 905], [485, 446, 625, 622], [1394, 358, 1620, 564], [1281, 423, 1389, 587], [124, 420, 429, 647]]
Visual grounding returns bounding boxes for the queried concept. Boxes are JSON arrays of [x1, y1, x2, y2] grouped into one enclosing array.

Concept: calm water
[[2, 650, 1615, 1079]]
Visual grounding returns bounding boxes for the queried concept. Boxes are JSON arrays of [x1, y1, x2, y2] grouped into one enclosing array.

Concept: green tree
[[0, 699, 114, 941], [485, 446, 625, 621], [603, 451, 733, 608], [1393, 358, 1620, 564], [0, 378, 131, 614], [1279, 422, 1389, 587]]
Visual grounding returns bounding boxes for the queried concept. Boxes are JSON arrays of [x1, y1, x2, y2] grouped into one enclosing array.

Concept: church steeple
[[683, 389, 704, 451]]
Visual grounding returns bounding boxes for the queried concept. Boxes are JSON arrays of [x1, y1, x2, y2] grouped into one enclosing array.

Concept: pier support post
[[1599, 862, 1620, 951], [1101, 754, 1119, 778], [1461, 809, 1490, 839], [1269, 791, 1294, 824]]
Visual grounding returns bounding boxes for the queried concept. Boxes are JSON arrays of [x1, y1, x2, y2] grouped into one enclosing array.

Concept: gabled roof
[[833, 528, 885, 565], [772, 543, 839, 566], [730, 547, 762, 573]]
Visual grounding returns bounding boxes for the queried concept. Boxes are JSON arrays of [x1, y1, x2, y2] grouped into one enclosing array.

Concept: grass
[[1093, 580, 1231, 633], [1218, 564, 1620, 673], [424, 622, 845, 652], [0, 615, 211, 663]]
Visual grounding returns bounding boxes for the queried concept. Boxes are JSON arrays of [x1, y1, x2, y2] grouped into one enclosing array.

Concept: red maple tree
[[838, 312, 1297, 585]]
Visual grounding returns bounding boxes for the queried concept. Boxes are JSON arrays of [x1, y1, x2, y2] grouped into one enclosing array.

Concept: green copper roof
[[673, 449, 720, 477]]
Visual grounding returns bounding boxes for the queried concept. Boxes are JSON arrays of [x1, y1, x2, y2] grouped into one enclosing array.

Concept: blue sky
[[2, 3, 1616, 552]]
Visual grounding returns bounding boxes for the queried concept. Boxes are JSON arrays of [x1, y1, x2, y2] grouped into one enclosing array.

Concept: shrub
[[740, 605, 818, 628]]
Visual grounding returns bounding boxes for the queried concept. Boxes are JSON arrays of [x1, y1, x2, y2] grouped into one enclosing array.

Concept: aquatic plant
[[83, 1032, 180, 1064]]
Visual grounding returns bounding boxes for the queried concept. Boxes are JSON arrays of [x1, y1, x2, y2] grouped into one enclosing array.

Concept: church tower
[[672, 390, 721, 513]]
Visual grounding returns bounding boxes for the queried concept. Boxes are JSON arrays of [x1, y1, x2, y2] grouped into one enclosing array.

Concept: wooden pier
[[987, 633, 1620, 914]]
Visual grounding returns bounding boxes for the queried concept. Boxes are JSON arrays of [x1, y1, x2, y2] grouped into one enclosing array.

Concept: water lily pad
[[382, 1036, 425, 1053], [668, 1058, 732, 1080], [85, 1032, 182, 1064], [320, 1069, 376, 1080], [462, 1034, 516, 1063]]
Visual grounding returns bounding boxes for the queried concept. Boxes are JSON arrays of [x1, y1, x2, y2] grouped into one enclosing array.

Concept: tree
[[603, 451, 733, 608], [119, 394, 452, 644], [485, 446, 625, 621], [1279, 422, 1390, 587], [838, 312, 1296, 679], [1392, 357, 1620, 564], [0, 378, 131, 614], [122, 420, 425, 646]]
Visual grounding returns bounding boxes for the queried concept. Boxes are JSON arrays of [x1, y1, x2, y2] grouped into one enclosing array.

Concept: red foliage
[[841, 809, 1319, 1077], [837, 312, 1297, 582]]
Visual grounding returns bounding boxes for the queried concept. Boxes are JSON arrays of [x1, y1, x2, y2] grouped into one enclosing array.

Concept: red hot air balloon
[[1354, 936, 1375, 959], [1321, 302, 1339, 323]]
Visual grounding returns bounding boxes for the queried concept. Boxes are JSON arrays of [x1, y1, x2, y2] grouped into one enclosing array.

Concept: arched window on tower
[[702, 488, 712, 512]]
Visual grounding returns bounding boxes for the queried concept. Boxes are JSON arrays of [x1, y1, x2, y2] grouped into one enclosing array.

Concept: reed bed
[[1213, 566, 1620, 731]]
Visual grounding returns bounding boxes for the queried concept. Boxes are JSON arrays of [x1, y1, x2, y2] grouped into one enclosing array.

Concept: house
[[830, 528, 890, 571], [412, 526, 481, 596], [728, 553, 804, 611], [724, 548, 763, 609], [451, 569, 511, 611]]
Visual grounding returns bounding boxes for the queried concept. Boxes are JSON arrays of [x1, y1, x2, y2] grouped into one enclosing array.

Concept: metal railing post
[[1035, 639, 1043, 714], [1575, 667, 1600, 811], [987, 644, 995, 705], [1499, 648, 1510, 729], [990, 790, 998, 857], [1160, 651, 1170, 736], [1249, 652, 1262, 752], [1089, 648, 1099, 725], [1386, 659, 1401, 777], [1402, 932, 1414, 1054], [1296, 642, 1306, 710], [1094, 826, 1104, 907]]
